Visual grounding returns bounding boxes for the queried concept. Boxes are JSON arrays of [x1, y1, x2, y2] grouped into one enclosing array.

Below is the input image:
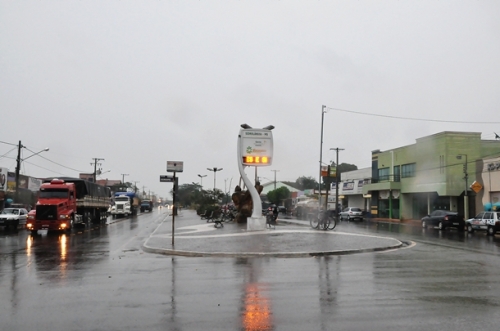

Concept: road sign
[[471, 181, 483, 193], [160, 175, 174, 182], [167, 161, 183, 172]]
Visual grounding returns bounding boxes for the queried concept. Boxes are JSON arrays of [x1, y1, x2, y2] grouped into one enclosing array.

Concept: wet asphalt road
[[1, 209, 500, 331]]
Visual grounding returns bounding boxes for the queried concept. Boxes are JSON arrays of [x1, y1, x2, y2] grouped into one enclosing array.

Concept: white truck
[[110, 191, 140, 218]]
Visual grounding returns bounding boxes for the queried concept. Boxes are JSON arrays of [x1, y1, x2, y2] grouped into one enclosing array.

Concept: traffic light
[[243, 156, 270, 165]]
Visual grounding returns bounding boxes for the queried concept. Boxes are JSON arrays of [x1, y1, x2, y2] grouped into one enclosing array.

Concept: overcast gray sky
[[1, 0, 500, 199]]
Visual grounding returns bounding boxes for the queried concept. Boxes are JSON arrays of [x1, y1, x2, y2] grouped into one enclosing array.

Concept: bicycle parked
[[309, 209, 337, 231]]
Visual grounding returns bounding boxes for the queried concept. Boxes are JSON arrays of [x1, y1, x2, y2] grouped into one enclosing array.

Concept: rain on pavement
[[1, 209, 500, 331]]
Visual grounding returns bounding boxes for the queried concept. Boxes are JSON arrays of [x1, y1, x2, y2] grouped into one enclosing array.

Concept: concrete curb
[[141, 240, 404, 258]]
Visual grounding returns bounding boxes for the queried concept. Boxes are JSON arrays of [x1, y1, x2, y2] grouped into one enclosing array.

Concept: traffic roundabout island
[[142, 220, 407, 258]]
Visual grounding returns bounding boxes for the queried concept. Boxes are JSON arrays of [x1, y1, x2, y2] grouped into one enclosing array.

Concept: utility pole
[[132, 181, 140, 193], [456, 154, 469, 219], [14, 141, 49, 202], [330, 148, 344, 219], [14, 140, 22, 202], [271, 169, 280, 190], [91, 158, 105, 183], [121, 173, 129, 186]]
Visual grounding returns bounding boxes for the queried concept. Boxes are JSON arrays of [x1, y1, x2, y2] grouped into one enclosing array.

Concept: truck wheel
[[467, 224, 474, 233], [487, 226, 496, 236]]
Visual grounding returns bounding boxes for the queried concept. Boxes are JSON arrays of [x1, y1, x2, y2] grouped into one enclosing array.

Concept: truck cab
[[27, 179, 79, 232], [111, 192, 136, 218], [141, 200, 153, 212]]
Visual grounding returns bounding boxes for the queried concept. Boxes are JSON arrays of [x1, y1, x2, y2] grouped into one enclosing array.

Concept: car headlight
[[59, 214, 70, 219]]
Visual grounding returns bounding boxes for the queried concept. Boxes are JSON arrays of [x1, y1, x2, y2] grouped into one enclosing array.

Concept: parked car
[[465, 211, 500, 236], [0, 208, 28, 229], [339, 207, 364, 222], [421, 210, 464, 231]]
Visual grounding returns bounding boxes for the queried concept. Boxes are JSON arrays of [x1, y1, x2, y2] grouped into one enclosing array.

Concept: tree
[[295, 176, 318, 190], [173, 182, 203, 207], [267, 187, 291, 205], [173, 182, 225, 211], [336, 162, 358, 174]]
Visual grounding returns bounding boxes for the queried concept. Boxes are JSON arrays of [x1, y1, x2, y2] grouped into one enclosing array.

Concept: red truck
[[27, 177, 111, 233]]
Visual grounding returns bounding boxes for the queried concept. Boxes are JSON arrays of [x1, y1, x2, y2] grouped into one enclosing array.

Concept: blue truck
[[140, 199, 153, 212]]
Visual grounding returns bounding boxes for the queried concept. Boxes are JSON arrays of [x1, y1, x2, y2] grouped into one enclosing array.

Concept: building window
[[379, 167, 390, 181], [393, 165, 400, 181], [401, 163, 416, 178]]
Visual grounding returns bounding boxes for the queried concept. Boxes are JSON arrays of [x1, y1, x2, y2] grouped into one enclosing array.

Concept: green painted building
[[363, 131, 500, 220]]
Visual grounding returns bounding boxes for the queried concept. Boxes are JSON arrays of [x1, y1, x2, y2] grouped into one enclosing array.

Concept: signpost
[[160, 175, 174, 182], [161, 161, 184, 245]]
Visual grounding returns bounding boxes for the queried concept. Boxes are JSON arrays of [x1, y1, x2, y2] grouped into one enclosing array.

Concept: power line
[[25, 151, 87, 173], [0, 140, 18, 147], [22, 160, 72, 177], [0, 147, 17, 160], [326, 107, 500, 124]]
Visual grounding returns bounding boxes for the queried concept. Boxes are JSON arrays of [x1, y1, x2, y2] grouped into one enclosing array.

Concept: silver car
[[0, 208, 28, 229], [339, 207, 364, 222]]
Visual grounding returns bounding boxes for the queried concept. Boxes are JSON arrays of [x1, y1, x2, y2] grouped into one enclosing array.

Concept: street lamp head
[[241, 123, 252, 129], [262, 125, 274, 130], [43, 148, 49, 152]]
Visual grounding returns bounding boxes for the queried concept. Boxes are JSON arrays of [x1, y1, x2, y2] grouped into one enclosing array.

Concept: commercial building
[[336, 167, 372, 211], [362, 131, 500, 220]]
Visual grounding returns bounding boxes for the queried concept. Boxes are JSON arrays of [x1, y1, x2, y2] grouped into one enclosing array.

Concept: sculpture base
[[247, 216, 266, 231]]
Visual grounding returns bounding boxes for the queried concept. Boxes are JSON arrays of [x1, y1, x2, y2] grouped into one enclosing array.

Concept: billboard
[[28, 177, 43, 191], [0, 167, 8, 191], [240, 129, 273, 166]]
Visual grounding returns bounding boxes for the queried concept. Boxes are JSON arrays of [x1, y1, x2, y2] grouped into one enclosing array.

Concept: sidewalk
[[142, 210, 406, 258]]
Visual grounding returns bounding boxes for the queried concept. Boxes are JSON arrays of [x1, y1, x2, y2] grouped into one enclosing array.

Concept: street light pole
[[456, 154, 468, 219], [198, 174, 207, 189], [207, 167, 223, 201], [319, 105, 326, 205]]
